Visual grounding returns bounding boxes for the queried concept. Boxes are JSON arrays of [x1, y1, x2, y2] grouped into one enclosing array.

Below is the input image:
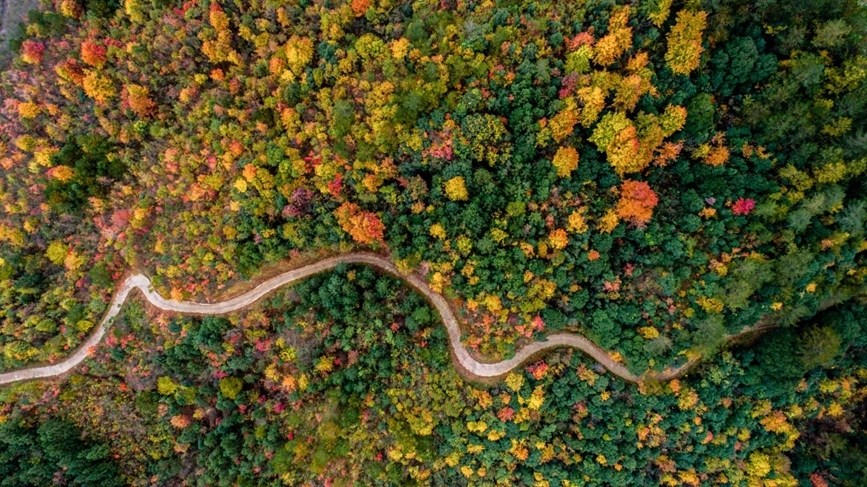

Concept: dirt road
[[0, 253, 696, 386]]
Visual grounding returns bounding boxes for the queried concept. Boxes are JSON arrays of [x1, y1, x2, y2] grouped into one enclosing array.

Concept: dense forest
[[0, 0, 865, 484], [2, 267, 865, 485]]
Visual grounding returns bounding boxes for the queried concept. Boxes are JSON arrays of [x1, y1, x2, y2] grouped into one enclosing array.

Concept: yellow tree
[[567, 210, 589, 234], [665, 10, 708, 75], [606, 125, 641, 175], [646, 0, 674, 27], [17, 101, 39, 119], [612, 75, 640, 112], [444, 176, 468, 201], [285, 35, 314, 78], [547, 97, 579, 143], [82, 70, 115, 103], [548, 229, 568, 250], [201, 2, 239, 65], [577, 86, 606, 127], [551, 146, 579, 178], [124, 0, 146, 23], [593, 6, 633, 67]]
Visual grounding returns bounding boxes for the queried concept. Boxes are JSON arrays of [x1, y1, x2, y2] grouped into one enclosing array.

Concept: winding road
[[0, 252, 694, 386]]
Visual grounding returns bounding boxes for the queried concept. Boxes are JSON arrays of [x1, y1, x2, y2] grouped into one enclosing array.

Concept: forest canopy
[[0, 0, 865, 374], [0, 0, 865, 485]]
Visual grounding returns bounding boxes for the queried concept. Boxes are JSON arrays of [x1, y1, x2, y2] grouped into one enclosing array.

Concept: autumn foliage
[[665, 10, 708, 75], [732, 198, 756, 216], [616, 180, 659, 226], [82, 70, 114, 102], [548, 228, 568, 250], [20, 41, 45, 64], [551, 146, 579, 178], [122, 84, 156, 117], [444, 176, 469, 201], [80, 41, 107, 68], [703, 144, 730, 167], [593, 6, 633, 67], [1, 1, 866, 483], [334, 202, 385, 245], [351, 0, 371, 17]]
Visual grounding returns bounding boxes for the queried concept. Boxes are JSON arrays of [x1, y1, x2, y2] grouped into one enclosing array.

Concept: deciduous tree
[[665, 10, 708, 75]]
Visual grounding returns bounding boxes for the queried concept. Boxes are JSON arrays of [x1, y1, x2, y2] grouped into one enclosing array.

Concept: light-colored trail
[[0, 253, 691, 386]]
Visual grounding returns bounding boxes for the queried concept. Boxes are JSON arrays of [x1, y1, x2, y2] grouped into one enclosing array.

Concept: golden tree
[[665, 10, 708, 75], [548, 98, 579, 142], [593, 6, 633, 67], [285, 35, 314, 77], [551, 146, 579, 178], [444, 176, 469, 201], [567, 210, 589, 234], [577, 86, 606, 127], [548, 229, 569, 250], [82, 70, 115, 103]]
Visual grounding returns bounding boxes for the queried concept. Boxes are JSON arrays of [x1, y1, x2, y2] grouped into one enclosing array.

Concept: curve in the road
[[0, 252, 694, 386]]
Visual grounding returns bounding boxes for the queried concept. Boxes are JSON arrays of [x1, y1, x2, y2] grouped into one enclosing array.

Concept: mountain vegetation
[[0, 0, 865, 484]]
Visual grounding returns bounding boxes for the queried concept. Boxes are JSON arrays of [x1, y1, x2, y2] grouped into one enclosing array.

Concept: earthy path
[[1, 253, 689, 386]]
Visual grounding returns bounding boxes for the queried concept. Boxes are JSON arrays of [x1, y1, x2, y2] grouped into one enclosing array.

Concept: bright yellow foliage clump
[[665, 10, 708, 75], [593, 6, 633, 67], [548, 228, 569, 250], [429, 223, 446, 239], [606, 125, 641, 174], [551, 146, 579, 177], [82, 70, 115, 103], [233, 178, 248, 193], [45, 241, 68, 265], [124, 0, 146, 23], [746, 452, 772, 478], [444, 176, 468, 201], [577, 86, 606, 127], [59, 0, 82, 18], [527, 386, 545, 411], [598, 210, 620, 234], [17, 102, 39, 119], [589, 104, 688, 175], [639, 326, 660, 339], [696, 296, 724, 313], [660, 104, 688, 134], [548, 98, 579, 142], [567, 210, 589, 234], [389, 38, 411, 59], [285, 35, 314, 75], [646, 0, 673, 26], [814, 160, 848, 183], [505, 372, 524, 392], [50, 165, 75, 182]]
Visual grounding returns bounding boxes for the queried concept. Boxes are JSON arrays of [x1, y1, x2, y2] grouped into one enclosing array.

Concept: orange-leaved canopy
[[616, 180, 659, 226]]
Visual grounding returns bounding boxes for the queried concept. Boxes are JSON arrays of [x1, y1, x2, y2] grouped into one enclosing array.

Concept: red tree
[[731, 198, 755, 216]]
